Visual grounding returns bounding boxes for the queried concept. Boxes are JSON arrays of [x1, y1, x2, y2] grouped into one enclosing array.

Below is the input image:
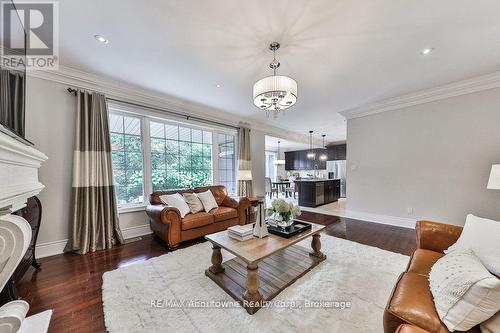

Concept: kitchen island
[[296, 179, 340, 207]]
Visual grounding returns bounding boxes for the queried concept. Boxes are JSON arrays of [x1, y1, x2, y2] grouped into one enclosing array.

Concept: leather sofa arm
[[222, 196, 251, 225], [396, 324, 432, 333], [222, 196, 251, 210], [146, 204, 181, 225], [416, 220, 463, 253]]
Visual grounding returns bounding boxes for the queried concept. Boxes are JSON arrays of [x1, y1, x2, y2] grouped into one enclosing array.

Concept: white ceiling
[[54, 0, 500, 141], [265, 136, 312, 152]]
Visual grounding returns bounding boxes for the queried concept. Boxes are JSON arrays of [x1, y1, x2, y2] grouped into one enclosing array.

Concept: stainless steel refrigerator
[[326, 160, 346, 198]]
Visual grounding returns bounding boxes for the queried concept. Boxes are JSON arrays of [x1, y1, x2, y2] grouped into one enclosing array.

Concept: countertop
[[294, 178, 340, 182]]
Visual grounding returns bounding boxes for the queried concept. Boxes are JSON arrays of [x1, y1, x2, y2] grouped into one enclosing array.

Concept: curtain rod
[[66, 87, 240, 130]]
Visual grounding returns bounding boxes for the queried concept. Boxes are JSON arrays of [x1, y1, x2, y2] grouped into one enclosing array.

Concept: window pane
[[166, 140, 178, 154], [124, 117, 141, 135], [217, 133, 236, 195], [151, 138, 165, 153], [124, 134, 142, 151], [166, 153, 179, 168], [109, 114, 123, 133], [150, 120, 213, 190], [151, 153, 166, 169], [166, 124, 178, 140], [152, 169, 166, 191], [150, 122, 164, 138], [179, 126, 190, 141], [203, 131, 212, 144], [109, 112, 144, 205], [192, 143, 202, 157], [110, 133, 124, 151], [112, 151, 125, 171], [192, 129, 202, 143]]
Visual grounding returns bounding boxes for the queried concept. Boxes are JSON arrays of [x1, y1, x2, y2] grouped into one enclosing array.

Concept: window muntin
[[150, 120, 213, 191], [218, 133, 236, 195], [109, 113, 144, 205]]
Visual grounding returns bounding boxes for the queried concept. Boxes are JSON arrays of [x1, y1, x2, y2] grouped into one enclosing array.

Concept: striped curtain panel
[[65, 90, 124, 254], [237, 127, 253, 196]]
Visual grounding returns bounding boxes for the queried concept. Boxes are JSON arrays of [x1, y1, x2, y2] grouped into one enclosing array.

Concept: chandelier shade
[[253, 75, 298, 112]]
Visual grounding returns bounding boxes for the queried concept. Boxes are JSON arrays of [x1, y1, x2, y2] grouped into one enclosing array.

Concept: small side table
[[246, 197, 260, 224]]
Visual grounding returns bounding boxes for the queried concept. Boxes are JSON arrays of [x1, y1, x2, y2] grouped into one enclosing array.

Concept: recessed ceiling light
[[216, 84, 221, 88], [421, 47, 434, 55], [94, 35, 109, 44]]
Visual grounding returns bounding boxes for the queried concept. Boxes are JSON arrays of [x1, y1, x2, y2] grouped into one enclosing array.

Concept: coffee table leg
[[209, 245, 224, 274], [310, 234, 326, 260], [243, 262, 263, 312]]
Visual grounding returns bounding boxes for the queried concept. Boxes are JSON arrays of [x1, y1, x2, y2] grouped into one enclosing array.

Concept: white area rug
[[102, 235, 408, 333]]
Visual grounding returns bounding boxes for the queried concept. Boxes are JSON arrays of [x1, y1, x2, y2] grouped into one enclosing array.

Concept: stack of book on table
[[227, 224, 254, 241]]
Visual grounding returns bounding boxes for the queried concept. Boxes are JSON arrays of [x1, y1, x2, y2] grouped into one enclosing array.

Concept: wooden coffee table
[[205, 221, 326, 314]]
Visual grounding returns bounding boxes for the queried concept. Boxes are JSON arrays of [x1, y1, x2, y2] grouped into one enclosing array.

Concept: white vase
[[253, 200, 268, 238]]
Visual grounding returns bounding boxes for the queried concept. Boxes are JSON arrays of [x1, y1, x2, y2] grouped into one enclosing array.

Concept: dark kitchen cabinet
[[285, 145, 344, 170], [326, 144, 346, 161]]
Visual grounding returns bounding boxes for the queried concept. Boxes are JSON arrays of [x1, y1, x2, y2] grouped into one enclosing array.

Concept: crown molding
[[340, 71, 500, 120], [28, 65, 320, 146]]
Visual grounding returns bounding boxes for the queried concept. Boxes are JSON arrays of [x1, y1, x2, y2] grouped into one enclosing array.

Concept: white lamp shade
[[487, 164, 500, 189], [237, 170, 253, 181], [253, 75, 297, 111], [273, 159, 285, 165]]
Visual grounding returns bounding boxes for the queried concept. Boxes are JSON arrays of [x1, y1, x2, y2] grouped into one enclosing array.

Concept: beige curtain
[[65, 90, 124, 254], [237, 127, 253, 196]]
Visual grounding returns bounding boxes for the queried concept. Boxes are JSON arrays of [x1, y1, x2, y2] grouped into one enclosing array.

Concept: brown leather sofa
[[396, 324, 431, 333], [384, 220, 480, 333], [146, 185, 250, 249]]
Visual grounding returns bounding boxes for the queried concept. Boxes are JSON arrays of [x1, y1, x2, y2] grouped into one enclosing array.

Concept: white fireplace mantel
[[0, 127, 48, 214], [0, 127, 51, 333]]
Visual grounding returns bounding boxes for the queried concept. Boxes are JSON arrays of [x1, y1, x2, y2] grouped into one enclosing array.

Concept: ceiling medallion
[[253, 42, 298, 118]]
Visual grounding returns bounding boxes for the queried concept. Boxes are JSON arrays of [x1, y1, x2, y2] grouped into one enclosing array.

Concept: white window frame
[[107, 102, 238, 212]]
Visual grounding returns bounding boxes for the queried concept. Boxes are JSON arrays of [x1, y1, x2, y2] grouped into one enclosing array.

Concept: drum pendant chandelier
[[253, 42, 298, 118]]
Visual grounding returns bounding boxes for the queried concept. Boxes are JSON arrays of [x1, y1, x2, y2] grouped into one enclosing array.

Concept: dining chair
[[265, 177, 279, 198], [285, 176, 298, 199]]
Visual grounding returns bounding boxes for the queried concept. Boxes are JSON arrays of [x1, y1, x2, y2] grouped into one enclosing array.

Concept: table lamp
[[487, 164, 500, 189], [237, 170, 253, 196]]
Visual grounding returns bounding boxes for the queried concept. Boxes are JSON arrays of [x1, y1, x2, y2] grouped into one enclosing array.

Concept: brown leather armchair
[[146, 185, 250, 249], [384, 220, 480, 333]]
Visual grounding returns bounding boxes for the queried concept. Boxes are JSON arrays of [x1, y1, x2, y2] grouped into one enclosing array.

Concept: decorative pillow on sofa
[[445, 214, 500, 276], [182, 193, 204, 214], [159, 193, 190, 218], [481, 311, 500, 333], [196, 190, 218, 212], [429, 248, 500, 332]]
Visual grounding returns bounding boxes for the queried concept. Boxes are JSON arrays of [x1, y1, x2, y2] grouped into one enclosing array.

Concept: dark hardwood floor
[[18, 212, 415, 333]]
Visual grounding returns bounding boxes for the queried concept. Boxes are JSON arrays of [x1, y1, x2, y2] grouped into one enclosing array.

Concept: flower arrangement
[[267, 198, 301, 223]]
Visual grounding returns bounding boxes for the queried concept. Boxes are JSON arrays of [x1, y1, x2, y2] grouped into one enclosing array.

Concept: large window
[[218, 133, 236, 194], [109, 113, 144, 205], [150, 121, 213, 190], [109, 105, 237, 209], [265, 151, 276, 181]]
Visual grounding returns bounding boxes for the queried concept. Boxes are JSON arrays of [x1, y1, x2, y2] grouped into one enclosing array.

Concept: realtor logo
[[1, 1, 59, 69]]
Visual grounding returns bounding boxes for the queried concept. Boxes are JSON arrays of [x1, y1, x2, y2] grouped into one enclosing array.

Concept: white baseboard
[[343, 210, 416, 229], [36, 239, 68, 258], [35, 224, 153, 259], [301, 205, 416, 229], [121, 223, 152, 239]]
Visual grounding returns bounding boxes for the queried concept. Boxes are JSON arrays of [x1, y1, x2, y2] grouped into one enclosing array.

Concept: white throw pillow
[[481, 311, 500, 333], [429, 248, 500, 332], [159, 193, 190, 218], [182, 193, 204, 213], [196, 190, 218, 212], [445, 214, 500, 276]]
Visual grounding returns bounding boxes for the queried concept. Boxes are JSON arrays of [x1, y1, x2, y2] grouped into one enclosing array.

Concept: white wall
[[24, 76, 276, 255], [251, 129, 266, 196], [347, 87, 500, 226]]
